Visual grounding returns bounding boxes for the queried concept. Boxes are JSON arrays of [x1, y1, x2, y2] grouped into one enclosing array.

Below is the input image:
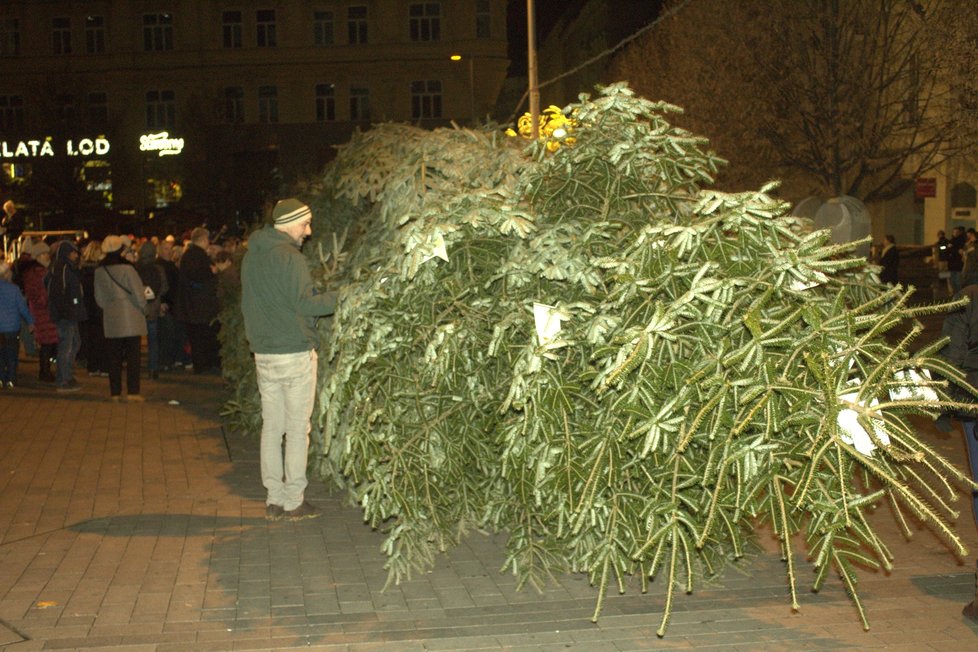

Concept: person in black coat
[[940, 284, 978, 516], [79, 240, 110, 377], [949, 226, 966, 292], [156, 239, 181, 370], [1, 200, 24, 256], [175, 227, 229, 374], [46, 240, 88, 391], [136, 241, 168, 379]]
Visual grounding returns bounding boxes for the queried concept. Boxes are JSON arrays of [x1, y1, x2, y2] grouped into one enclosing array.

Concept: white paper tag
[[533, 302, 566, 346], [420, 232, 449, 264], [837, 391, 890, 456], [889, 368, 938, 402], [788, 270, 829, 292]]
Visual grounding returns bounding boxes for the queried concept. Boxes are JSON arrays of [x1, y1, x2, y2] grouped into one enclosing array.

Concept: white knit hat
[[22, 238, 49, 258], [102, 235, 124, 253]]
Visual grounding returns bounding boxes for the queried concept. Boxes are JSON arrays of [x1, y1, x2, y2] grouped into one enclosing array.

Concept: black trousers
[[38, 342, 57, 381], [184, 321, 219, 372], [107, 335, 141, 396], [80, 317, 109, 373]]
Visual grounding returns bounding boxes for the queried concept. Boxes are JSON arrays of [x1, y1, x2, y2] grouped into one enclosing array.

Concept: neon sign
[[139, 132, 184, 157], [0, 137, 110, 159]]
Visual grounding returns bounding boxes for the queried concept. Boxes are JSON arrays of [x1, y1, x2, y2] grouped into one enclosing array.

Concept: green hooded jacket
[[240, 225, 337, 354]]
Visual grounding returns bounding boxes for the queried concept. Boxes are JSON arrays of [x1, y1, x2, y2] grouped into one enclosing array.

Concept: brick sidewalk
[[1, 353, 978, 651]]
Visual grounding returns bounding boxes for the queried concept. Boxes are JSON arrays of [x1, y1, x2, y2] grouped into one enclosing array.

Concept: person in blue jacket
[[0, 260, 34, 388]]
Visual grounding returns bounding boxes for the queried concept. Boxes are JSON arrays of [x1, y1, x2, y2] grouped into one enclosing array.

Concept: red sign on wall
[[915, 177, 937, 198]]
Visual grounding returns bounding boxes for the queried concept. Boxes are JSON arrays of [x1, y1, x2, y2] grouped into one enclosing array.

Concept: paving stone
[[3, 355, 978, 650]]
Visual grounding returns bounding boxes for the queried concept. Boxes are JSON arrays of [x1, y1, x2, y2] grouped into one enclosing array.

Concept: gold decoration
[[505, 105, 577, 152]]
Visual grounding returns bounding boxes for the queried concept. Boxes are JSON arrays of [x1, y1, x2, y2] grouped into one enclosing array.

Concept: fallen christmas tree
[[220, 83, 978, 636]]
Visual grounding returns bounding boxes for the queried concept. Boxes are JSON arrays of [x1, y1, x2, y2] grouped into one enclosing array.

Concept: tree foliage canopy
[[221, 83, 977, 635]]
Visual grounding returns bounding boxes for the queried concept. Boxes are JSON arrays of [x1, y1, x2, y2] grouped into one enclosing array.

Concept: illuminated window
[[225, 86, 244, 123], [0, 95, 24, 130], [88, 92, 108, 126], [258, 85, 278, 123], [148, 177, 183, 208], [143, 13, 173, 51], [85, 15, 105, 53], [315, 83, 335, 121], [146, 90, 175, 129], [2, 162, 28, 182], [350, 85, 370, 121], [347, 6, 367, 44], [257, 9, 277, 47], [411, 80, 441, 119], [409, 3, 440, 42], [222, 11, 242, 48], [53, 17, 71, 55], [82, 161, 113, 208], [0, 19, 20, 57], [314, 11, 334, 46], [476, 0, 490, 38]]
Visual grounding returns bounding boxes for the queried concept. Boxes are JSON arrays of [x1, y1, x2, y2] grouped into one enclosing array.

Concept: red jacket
[[21, 263, 58, 345]]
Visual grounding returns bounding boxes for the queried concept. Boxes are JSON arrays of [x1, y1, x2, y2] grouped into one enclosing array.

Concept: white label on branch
[[889, 368, 939, 402], [420, 232, 449, 265], [789, 279, 817, 291], [837, 391, 890, 456], [534, 302, 567, 347], [789, 270, 829, 292]]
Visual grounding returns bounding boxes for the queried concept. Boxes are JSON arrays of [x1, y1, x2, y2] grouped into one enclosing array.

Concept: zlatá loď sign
[[0, 137, 110, 159]]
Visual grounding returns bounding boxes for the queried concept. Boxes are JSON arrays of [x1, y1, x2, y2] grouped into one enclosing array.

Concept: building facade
[[0, 1, 509, 234]]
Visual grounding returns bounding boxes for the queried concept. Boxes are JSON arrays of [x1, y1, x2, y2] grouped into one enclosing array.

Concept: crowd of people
[[3, 196, 337, 522], [934, 226, 978, 293], [0, 219, 234, 398]]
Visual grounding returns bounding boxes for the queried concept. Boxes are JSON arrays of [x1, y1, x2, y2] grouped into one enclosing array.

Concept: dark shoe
[[265, 504, 285, 521], [284, 501, 321, 521], [39, 372, 56, 383], [56, 380, 81, 393], [150, 370, 159, 380]]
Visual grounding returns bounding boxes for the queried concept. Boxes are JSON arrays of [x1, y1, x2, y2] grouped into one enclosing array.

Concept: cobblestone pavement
[[2, 344, 978, 651]]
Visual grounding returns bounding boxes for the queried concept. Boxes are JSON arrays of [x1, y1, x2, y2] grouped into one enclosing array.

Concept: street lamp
[[449, 54, 475, 124]]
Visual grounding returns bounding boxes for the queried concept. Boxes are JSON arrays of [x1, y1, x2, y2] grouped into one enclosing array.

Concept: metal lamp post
[[527, 0, 540, 139]]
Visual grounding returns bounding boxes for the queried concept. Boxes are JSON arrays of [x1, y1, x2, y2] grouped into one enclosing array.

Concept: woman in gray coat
[[94, 235, 147, 401]]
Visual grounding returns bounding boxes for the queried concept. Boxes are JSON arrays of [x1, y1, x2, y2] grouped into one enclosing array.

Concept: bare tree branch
[[607, 0, 978, 204]]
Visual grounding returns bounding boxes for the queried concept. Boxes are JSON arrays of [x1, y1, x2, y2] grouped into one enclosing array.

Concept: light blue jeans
[[255, 349, 317, 511], [56, 320, 81, 386]]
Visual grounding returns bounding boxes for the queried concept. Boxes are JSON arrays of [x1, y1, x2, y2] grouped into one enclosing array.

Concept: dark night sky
[[506, 0, 568, 76]]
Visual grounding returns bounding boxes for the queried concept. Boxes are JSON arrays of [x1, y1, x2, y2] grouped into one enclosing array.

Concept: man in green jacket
[[241, 198, 337, 521]]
